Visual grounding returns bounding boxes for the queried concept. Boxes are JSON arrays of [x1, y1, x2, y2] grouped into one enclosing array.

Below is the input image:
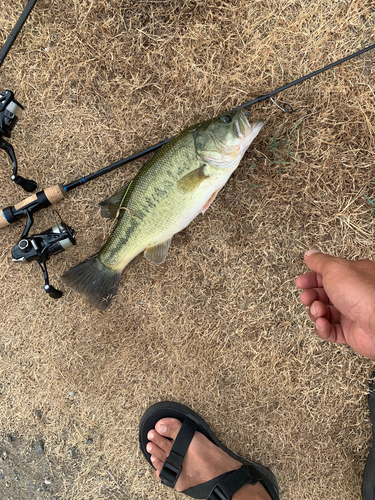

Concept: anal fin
[[144, 239, 172, 265]]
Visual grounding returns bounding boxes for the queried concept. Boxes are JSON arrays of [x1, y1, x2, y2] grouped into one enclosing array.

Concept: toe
[[146, 441, 168, 463], [147, 429, 174, 455], [150, 455, 164, 476], [155, 418, 183, 440]]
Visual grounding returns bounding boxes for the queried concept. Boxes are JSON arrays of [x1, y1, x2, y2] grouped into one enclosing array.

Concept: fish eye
[[221, 115, 232, 123]]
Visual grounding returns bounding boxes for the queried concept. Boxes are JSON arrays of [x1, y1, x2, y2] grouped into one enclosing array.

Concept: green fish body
[[62, 110, 263, 310]]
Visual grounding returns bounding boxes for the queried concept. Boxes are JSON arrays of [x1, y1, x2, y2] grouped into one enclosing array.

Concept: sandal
[[139, 401, 280, 500], [362, 372, 375, 500]]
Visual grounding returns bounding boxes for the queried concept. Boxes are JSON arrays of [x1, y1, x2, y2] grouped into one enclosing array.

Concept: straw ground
[[0, 1, 374, 499]]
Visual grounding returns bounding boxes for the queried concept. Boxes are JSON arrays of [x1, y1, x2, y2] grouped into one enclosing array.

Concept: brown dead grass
[[0, 0, 375, 498]]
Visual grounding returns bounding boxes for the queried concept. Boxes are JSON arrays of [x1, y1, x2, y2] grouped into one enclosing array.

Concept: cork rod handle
[[0, 184, 66, 228]]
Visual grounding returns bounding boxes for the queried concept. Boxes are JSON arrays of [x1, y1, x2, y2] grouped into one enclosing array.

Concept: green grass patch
[[266, 119, 302, 172]]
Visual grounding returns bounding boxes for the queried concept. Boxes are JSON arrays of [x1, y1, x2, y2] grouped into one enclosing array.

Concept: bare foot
[[146, 417, 271, 499]]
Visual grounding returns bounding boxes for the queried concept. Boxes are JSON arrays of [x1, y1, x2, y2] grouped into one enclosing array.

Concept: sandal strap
[[207, 465, 262, 500], [160, 416, 198, 487]]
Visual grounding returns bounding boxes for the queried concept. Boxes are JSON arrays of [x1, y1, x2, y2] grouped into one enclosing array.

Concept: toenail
[[150, 455, 155, 462], [148, 431, 154, 439], [159, 424, 167, 434], [146, 443, 152, 453], [311, 302, 316, 315]]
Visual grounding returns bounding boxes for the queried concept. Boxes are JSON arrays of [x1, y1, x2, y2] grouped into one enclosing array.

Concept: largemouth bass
[[62, 110, 263, 310]]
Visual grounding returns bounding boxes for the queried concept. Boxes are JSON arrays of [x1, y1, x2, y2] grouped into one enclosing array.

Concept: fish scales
[[101, 130, 214, 270], [62, 110, 264, 310]]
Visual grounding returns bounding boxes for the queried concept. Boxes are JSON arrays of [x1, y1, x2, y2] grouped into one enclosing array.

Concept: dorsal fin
[[99, 181, 132, 218]]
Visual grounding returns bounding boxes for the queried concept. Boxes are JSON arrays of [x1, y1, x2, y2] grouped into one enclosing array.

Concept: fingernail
[[311, 302, 316, 315], [305, 249, 320, 256], [159, 424, 167, 434]]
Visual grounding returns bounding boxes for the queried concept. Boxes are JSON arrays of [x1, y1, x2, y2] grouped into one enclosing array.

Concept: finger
[[299, 288, 330, 306], [309, 301, 341, 323], [315, 317, 347, 344], [303, 249, 339, 275], [295, 271, 324, 289]]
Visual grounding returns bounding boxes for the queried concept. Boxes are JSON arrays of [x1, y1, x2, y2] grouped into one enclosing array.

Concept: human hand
[[295, 249, 375, 359]]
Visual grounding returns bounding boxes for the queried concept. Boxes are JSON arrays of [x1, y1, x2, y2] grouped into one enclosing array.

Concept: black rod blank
[[235, 42, 375, 110], [63, 42, 375, 193], [0, 0, 38, 68]]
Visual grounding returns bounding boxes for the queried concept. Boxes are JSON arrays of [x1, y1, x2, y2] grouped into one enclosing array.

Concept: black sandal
[[139, 401, 280, 500], [362, 372, 375, 500]]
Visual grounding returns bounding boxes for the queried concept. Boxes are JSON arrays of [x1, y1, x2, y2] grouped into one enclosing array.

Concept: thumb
[[304, 249, 339, 275]]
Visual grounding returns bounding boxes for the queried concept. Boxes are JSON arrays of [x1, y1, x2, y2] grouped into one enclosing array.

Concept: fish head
[[194, 110, 263, 169]]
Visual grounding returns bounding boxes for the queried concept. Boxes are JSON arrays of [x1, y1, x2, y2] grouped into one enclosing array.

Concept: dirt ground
[[0, 1, 375, 499]]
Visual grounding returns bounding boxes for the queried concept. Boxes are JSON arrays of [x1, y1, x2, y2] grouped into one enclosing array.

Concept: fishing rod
[[2, 40, 375, 298], [0, 0, 38, 192], [3, 40, 375, 228]]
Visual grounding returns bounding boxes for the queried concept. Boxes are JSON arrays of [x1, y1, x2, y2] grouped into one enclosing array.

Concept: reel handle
[[13, 175, 38, 192], [0, 184, 65, 228]]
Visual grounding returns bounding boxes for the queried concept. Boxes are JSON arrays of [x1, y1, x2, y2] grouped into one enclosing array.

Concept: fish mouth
[[227, 114, 263, 157], [239, 113, 264, 148]]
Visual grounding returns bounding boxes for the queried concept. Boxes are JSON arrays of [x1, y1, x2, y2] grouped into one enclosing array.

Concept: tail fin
[[61, 253, 121, 311]]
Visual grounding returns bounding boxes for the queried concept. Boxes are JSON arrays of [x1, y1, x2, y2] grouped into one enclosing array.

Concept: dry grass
[[0, 0, 375, 498]]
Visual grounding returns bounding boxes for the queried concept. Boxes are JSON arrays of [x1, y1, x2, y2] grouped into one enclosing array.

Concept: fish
[[61, 110, 264, 310]]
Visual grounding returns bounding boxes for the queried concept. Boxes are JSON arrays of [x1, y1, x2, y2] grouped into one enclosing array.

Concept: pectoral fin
[[177, 165, 209, 193], [99, 181, 132, 218], [144, 239, 172, 265]]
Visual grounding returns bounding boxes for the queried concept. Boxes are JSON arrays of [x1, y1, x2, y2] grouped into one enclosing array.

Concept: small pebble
[[71, 446, 77, 456], [35, 441, 44, 455], [3, 436, 12, 446], [0, 473, 4, 479], [68, 391, 76, 397], [44, 479, 51, 485], [87, 438, 93, 445], [2, 451, 7, 458], [35, 410, 42, 419]]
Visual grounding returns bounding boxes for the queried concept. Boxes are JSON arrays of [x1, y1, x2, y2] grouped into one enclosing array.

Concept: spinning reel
[[11, 211, 76, 299], [0, 89, 37, 192], [0, 0, 38, 192]]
